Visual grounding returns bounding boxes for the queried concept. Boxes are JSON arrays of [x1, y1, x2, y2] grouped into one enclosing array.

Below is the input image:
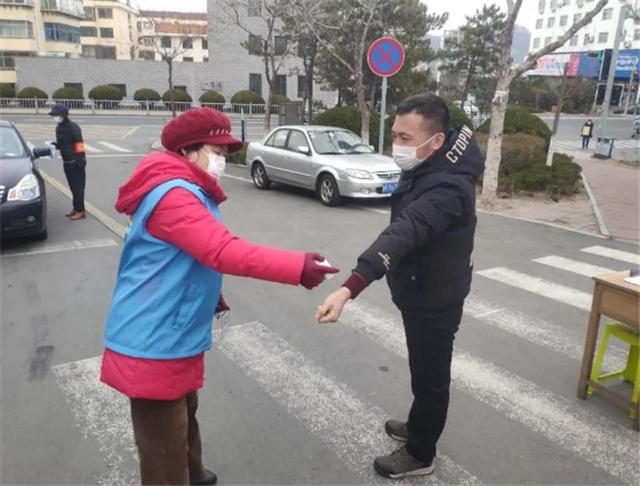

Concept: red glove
[[216, 294, 230, 313], [300, 253, 340, 290]]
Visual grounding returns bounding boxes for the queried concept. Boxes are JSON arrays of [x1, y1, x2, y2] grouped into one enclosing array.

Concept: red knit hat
[[161, 108, 244, 153]]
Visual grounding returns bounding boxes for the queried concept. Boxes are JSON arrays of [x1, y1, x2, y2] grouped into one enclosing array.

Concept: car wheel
[[252, 162, 271, 190], [317, 174, 342, 207]]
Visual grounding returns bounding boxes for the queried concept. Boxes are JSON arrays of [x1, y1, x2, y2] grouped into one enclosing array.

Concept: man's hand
[[316, 287, 352, 324]]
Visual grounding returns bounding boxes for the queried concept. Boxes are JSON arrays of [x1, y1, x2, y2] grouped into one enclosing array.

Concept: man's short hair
[[396, 94, 449, 134]]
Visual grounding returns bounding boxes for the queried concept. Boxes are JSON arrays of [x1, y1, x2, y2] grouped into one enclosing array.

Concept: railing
[[0, 98, 284, 117]]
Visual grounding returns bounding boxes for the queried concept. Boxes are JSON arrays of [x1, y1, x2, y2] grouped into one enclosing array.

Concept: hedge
[[227, 144, 248, 165], [311, 105, 391, 152], [231, 90, 265, 104], [446, 100, 473, 129], [88, 85, 123, 101], [478, 106, 551, 146], [272, 94, 290, 105], [134, 88, 161, 101], [0, 84, 16, 98], [199, 90, 225, 103], [52, 87, 83, 100], [17, 87, 47, 99], [162, 89, 193, 103]]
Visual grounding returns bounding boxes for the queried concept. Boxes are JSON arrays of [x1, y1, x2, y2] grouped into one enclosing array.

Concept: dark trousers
[[400, 302, 464, 462], [63, 162, 86, 212], [582, 136, 591, 149], [130, 391, 206, 485]]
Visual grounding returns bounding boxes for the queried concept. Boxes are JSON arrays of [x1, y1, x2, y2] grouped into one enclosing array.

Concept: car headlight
[[346, 169, 373, 180], [8, 173, 40, 202]]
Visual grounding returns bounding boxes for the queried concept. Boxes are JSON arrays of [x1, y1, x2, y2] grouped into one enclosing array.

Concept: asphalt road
[[1, 116, 639, 485]]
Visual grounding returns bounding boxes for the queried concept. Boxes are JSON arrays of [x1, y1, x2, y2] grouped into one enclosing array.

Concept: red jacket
[[101, 151, 305, 400]]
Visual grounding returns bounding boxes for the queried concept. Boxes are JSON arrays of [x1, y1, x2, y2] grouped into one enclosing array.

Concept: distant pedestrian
[[581, 119, 594, 149], [49, 104, 86, 219]]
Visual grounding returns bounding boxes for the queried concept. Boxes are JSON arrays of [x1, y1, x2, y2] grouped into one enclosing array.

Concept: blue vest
[[104, 179, 223, 359]]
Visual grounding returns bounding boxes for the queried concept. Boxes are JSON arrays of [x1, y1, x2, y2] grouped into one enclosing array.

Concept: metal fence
[[0, 98, 284, 117]]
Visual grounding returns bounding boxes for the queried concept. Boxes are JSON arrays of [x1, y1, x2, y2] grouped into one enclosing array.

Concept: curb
[[579, 173, 610, 239]]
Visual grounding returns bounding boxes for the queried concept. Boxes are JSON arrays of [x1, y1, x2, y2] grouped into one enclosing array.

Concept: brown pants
[[130, 391, 206, 485]]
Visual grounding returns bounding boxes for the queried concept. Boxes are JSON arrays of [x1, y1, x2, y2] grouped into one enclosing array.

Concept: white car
[[246, 125, 401, 206]]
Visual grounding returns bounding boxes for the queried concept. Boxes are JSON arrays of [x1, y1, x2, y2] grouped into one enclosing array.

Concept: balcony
[[0, 0, 34, 6], [40, 0, 84, 19]]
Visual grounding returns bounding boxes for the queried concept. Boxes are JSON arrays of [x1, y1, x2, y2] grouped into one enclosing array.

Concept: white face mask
[[53, 116, 64, 124], [392, 133, 440, 171], [206, 152, 226, 178]]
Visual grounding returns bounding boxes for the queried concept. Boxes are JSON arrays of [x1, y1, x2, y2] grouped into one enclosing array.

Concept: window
[[538, 0, 545, 15], [569, 35, 578, 46], [267, 129, 289, 148], [249, 73, 262, 95], [247, 34, 262, 55], [82, 45, 115, 58], [141, 36, 154, 46], [139, 50, 154, 60], [100, 28, 114, 39], [161, 36, 171, 48], [544, 36, 552, 46], [0, 20, 33, 38], [44, 23, 80, 43], [110, 84, 126, 97], [536, 18, 543, 29], [274, 35, 287, 55], [248, 0, 261, 17], [560, 15, 567, 27], [573, 13, 581, 23], [584, 33, 592, 44], [80, 26, 97, 37], [598, 32, 608, 43], [287, 130, 309, 153], [183, 38, 193, 49], [84, 6, 95, 20], [602, 8, 613, 20], [635, 29, 640, 41], [98, 7, 113, 19], [533, 38, 541, 48], [203, 57, 209, 62], [0, 0, 34, 4], [183, 56, 193, 62], [547, 17, 555, 28], [298, 75, 306, 98], [41, 0, 84, 18], [0, 50, 35, 69], [202, 38, 208, 49], [64, 82, 83, 96], [275, 74, 286, 96]]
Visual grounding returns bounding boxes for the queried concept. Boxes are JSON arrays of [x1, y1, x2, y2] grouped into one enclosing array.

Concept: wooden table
[[577, 271, 640, 430]]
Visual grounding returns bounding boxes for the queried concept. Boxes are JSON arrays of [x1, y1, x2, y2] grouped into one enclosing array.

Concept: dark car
[[0, 120, 49, 240]]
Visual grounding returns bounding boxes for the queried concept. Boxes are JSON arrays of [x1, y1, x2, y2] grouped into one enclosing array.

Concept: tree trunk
[[264, 52, 273, 132], [481, 76, 511, 206], [168, 59, 176, 118], [461, 63, 475, 110], [355, 68, 369, 144], [307, 57, 314, 121]]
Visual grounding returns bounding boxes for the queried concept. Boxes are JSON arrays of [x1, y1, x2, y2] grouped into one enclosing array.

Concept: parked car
[[246, 125, 401, 206], [0, 120, 49, 240]]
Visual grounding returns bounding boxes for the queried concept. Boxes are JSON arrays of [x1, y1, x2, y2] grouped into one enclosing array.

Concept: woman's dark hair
[[396, 94, 450, 133], [180, 143, 205, 154]]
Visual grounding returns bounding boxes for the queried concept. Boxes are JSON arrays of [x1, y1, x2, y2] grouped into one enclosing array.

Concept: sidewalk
[[567, 149, 640, 241]]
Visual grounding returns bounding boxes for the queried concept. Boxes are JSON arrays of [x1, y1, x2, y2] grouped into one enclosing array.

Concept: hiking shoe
[[385, 419, 408, 442], [373, 445, 435, 479]]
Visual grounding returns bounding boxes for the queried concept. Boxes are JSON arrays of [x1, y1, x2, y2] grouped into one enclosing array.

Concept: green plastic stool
[[588, 322, 640, 419]]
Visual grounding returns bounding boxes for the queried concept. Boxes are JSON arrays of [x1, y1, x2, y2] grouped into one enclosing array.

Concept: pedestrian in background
[[316, 94, 485, 479], [100, 108, 339, 486], [49, 104, 87, 220], [581, 118, 594, 149]]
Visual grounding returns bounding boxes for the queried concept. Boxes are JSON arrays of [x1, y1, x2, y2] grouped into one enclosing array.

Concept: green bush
[[231, 90, 265, 104], [134, 88, 161, 101], [446, 101, 473, 129], [52, 87, 83, 100], [227, 144, 248, 165], [17, 86, 47, 99], [162, 89, 192, 103], [312, 105, 391, 152], [511, 153, 582, 198], [478, 106, 551, 146], [476, 133, 547, 177], [272, 94, 290, 105], [199, 90, 225, 104], [0, 84, 16, 98], [88, 85, 123, 101]]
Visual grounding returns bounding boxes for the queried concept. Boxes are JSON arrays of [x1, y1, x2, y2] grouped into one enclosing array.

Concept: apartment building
[[79, 0, 137, 60]]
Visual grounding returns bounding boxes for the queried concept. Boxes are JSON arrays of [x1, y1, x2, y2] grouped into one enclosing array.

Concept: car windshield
[[0, 127, 27, 159], [308, 129, 374, 155]]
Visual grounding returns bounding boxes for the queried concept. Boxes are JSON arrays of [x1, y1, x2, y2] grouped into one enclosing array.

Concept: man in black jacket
[[49, 103, 87, 220], [316, 94, 485, 479]]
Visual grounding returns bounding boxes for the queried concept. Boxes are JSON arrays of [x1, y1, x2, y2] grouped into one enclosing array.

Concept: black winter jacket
[[55, 118, 86, 165], [354, 125, 485, 310]]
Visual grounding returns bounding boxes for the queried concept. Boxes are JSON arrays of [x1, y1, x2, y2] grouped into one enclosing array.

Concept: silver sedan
[[246, 125, 401, 206]]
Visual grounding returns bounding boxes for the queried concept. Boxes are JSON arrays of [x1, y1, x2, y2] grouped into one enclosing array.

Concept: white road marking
[[476, 267, 593, 311], [83, 143, 103, 153], [581, 246, 640, 265], [534, 255, 614, 278], [97, 141, 133, 153], [1, 238, 118, 258], [219, 321, 481, 485], [86, 153, 144, 159], [223, 173, 253, 184], [340, 301, 640, 486]]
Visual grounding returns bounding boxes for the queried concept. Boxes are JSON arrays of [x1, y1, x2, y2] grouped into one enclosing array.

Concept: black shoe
[[384, 419, 408, 442], [373, 445, 435, 479], [192, 469, 217, 485]]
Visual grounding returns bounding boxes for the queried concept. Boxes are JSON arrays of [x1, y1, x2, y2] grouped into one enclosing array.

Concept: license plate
[[382, 182, 398, 194]]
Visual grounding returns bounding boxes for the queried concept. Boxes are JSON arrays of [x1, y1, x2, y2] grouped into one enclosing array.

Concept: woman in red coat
[[100, 108, 338, 485]]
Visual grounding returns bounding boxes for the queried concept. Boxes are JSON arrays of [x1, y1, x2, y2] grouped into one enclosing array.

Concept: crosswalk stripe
[[83, 143, 103, 153], [581, 246, 640, 265], [476, 267, 592, 311], [340, 301, 639, 485], [97, 141, 132, 153], [463, 295, 627, 369], [53, 356, 138, 486], [219, 321, 481, 485], [533, 255, 614, 277], [1, 238, 118, 258]]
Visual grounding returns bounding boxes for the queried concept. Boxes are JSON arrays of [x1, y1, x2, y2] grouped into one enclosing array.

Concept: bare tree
[[292, 0, 390, 144], [217, 0, 293, 131], [481, 0, 608, 205]]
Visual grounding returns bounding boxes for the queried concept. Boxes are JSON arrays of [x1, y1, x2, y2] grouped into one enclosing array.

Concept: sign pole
[[378, 77, 387, 154]]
